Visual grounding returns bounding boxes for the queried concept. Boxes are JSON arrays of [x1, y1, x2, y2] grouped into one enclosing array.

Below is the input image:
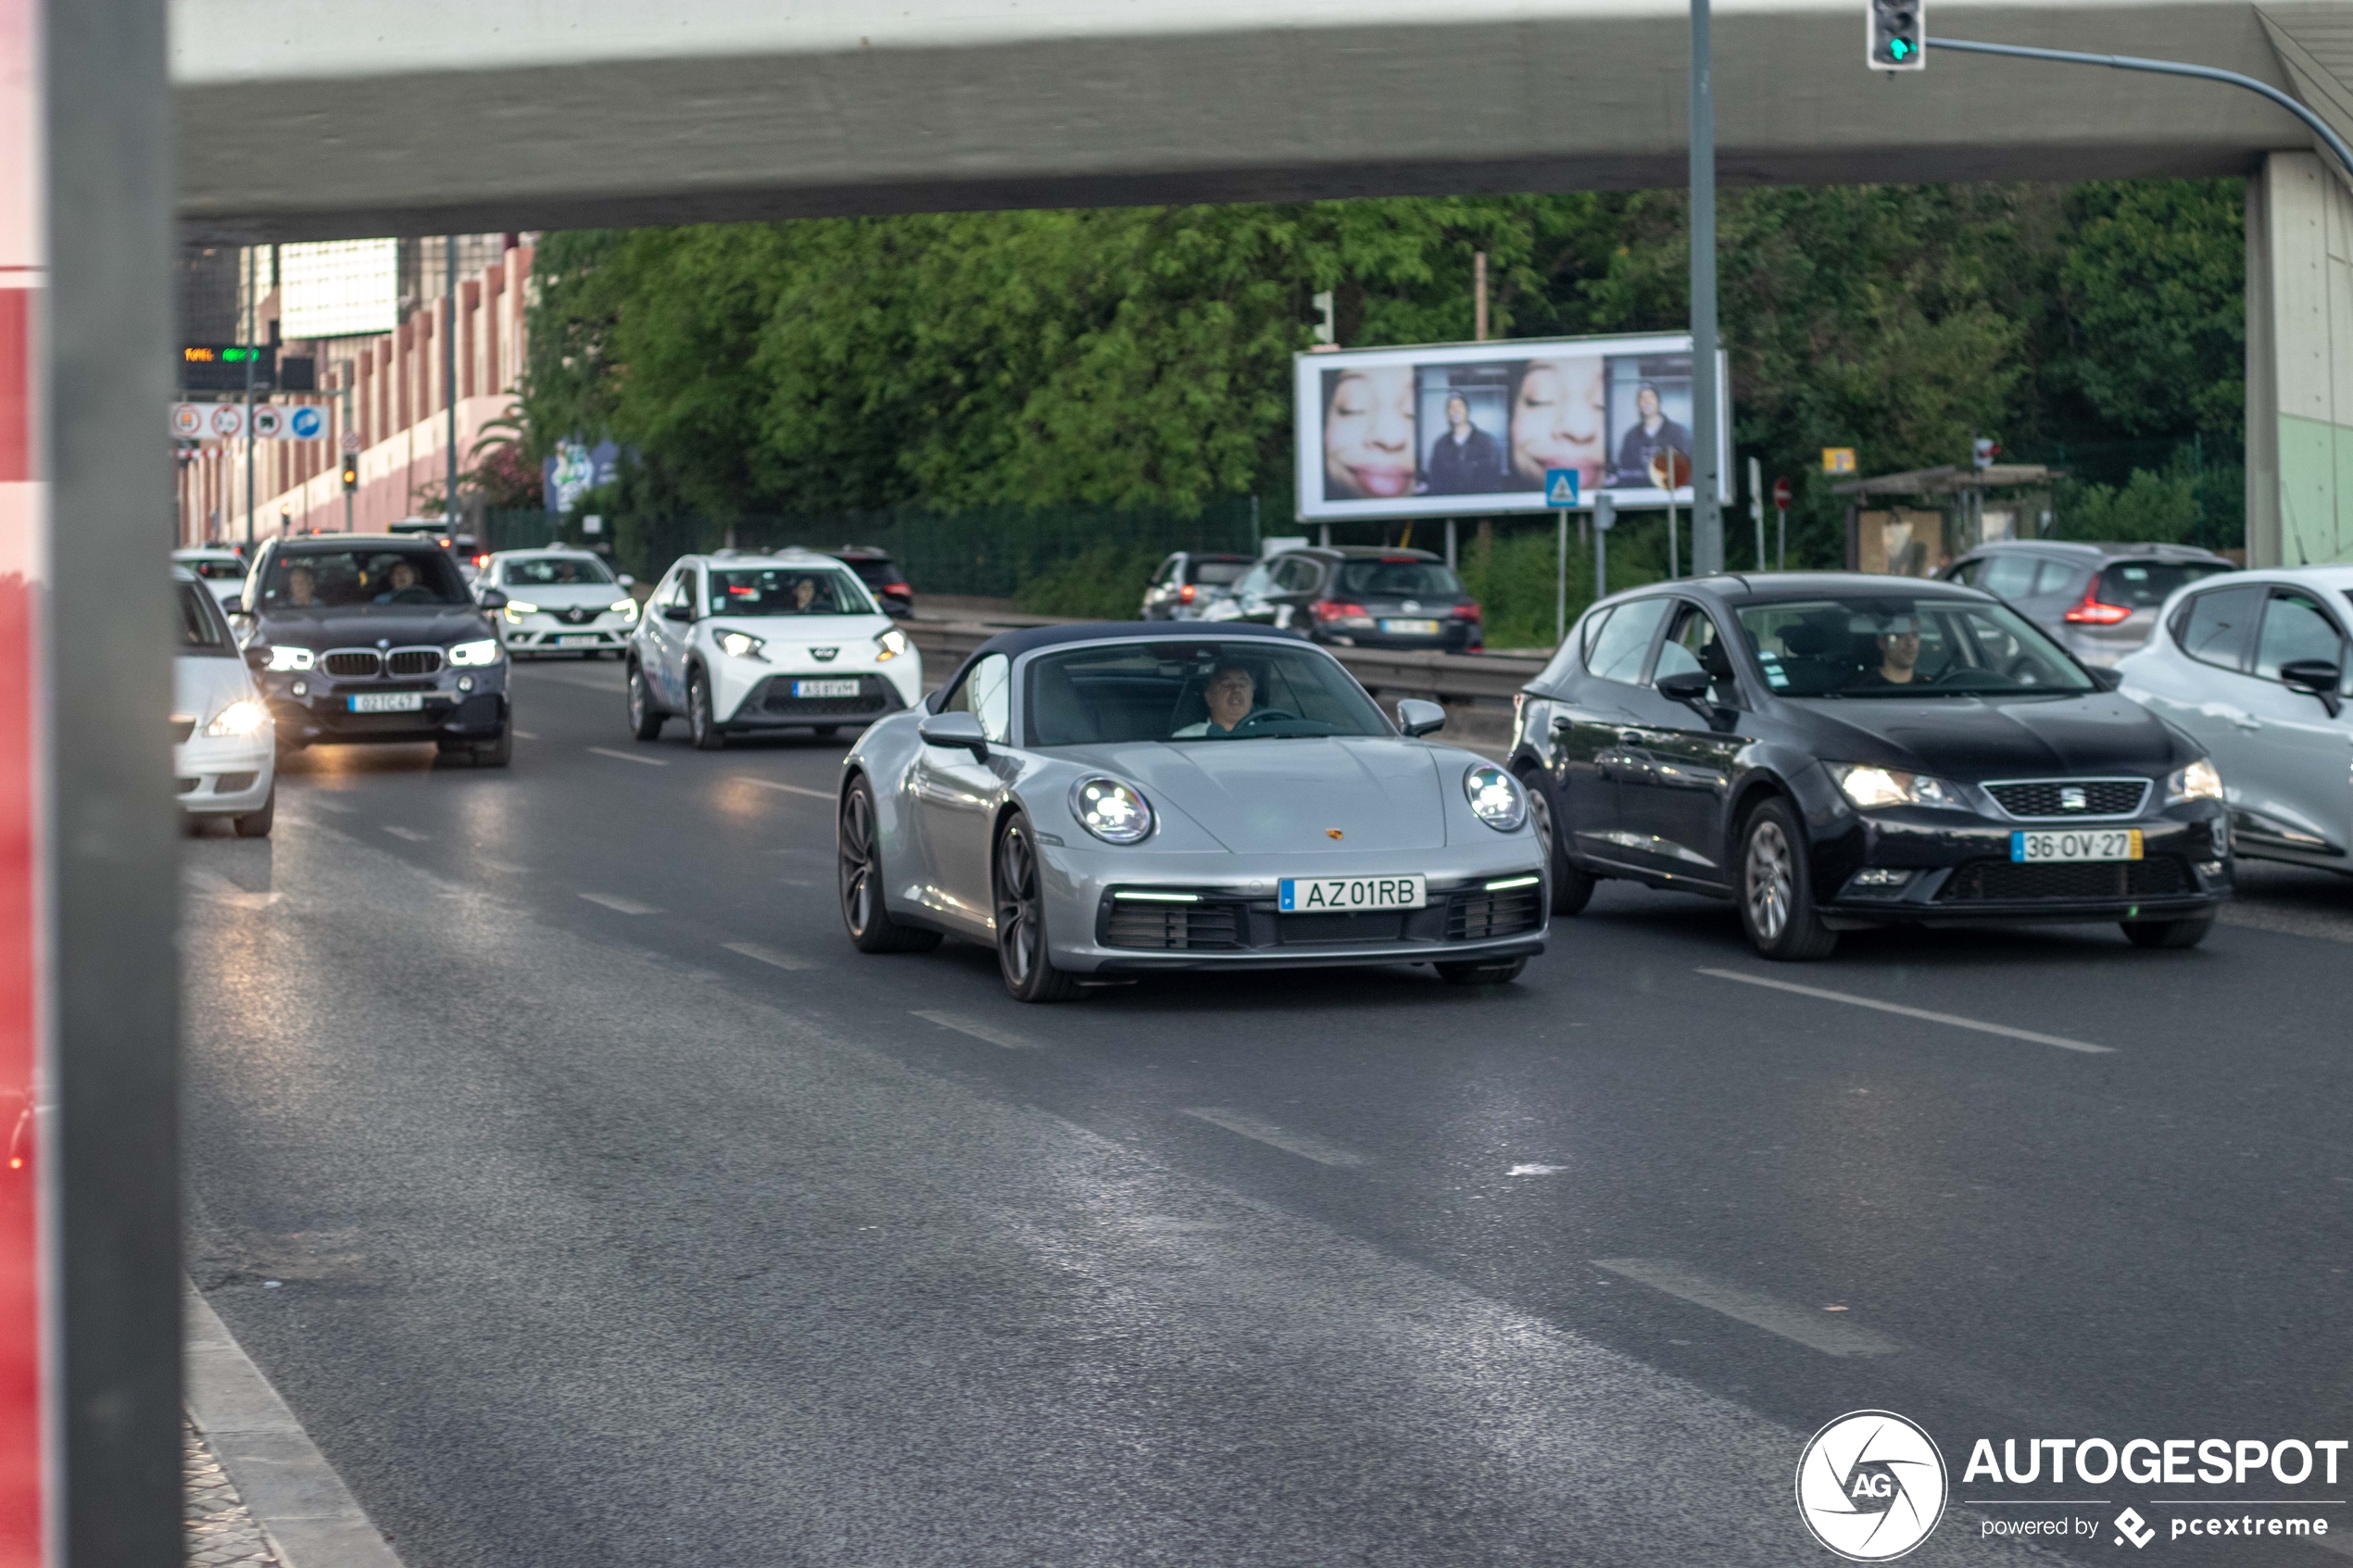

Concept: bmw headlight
[[610, 597, 639, 621], [1463, 763, 1527, 831], [447, 638, 503, 667], [715, 630, 767, 661], [203, 699, 270, 737], [2167, 758, 2222, 804], [262, 645, 313, 672], [1071, 775, 1153, 844], [874, 627, 910, 662], [501, 599, 542, 624], [1829, 762, 1969, 811]]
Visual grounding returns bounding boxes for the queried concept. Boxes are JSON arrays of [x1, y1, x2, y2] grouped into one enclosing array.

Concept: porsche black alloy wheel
[[837, 777, 939, 954], [993, 813, 1081, 1002]]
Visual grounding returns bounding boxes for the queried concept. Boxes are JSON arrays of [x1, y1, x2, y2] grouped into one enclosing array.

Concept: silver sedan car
[[837, 623, 1548, 1000]]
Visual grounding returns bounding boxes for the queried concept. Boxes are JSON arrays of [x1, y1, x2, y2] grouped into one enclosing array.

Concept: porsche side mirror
[[2280, 659, 2344, 718], [917, 710, 989, 759], [1395, 698, 1446, 738], [2088, 667, 2123, 692]]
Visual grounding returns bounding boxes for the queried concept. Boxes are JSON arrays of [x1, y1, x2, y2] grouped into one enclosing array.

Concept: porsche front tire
[[994, 812, 1081, 1003]]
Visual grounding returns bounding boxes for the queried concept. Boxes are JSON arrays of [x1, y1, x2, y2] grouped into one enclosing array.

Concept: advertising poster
[[1293, 332, 1730, 522]]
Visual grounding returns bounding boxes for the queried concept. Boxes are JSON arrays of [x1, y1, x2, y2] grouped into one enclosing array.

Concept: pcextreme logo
[[1796, 1410, 1949, 1562]]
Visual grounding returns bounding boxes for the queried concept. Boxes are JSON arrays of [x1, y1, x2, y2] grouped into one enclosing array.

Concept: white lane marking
[[911, 1010, 1040, 1050], [307, 798, 356, 814], [1591, 1258, 1901, 1357], [724, 941, 817, 972], [1697, 967, 2113, 1055], [588, 746, 668, 767], [578, 892, 661, 915], [512, 729, 539, 739], [1179, 1107, 1369, 1169], [736, 776, 835, 801], [382, 825, 430, 843], [1508, 1163, 1567, 1175]]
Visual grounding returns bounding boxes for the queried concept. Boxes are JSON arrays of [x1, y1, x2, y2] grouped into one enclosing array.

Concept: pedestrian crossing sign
[[1544, 469, 1580, 507]]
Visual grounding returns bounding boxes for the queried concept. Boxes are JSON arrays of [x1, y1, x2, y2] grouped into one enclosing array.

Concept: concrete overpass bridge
[[172, 0, 2353, 563]]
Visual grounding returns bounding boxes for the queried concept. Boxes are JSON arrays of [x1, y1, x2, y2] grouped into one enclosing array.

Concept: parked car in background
[[1204, 546, 1483, 652], [173, 567, 275, 835], [1140, 551, 1254, 621], [826, 546, 914, 618], [172, 546, 249, 609], [1940, 540, 2234, 667], [387, 516, 485, 583], [2117, 565, 2353, 874], [475, 546, 639, 658]]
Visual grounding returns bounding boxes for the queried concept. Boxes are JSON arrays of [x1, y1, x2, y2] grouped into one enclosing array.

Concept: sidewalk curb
[[184, 1281, 407, 1568]]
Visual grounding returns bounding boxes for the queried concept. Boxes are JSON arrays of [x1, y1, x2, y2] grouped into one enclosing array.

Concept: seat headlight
[[2167, 758, 2222, 804], [501, 599, 542, 623], [610, 598, 639, 621], [203, 699, 271, 737], [715, 630, 767, 661], [262, 645, 313, 672], [1463, 763, 1527, 831], [1829, 762, 1969, 811], [1071, 775, 1153, 844], [447, 639, 503, 667], [874, 627, 910, 661]]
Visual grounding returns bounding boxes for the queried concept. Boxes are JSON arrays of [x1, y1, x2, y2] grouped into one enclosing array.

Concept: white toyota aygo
[[625, 548, 922, 748]]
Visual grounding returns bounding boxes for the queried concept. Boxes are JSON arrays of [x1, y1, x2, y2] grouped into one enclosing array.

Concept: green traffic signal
[[1889, 38, 1912, 59]]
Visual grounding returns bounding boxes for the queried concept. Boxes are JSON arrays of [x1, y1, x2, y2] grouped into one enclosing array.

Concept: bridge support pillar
[[2246, 149, 2353, 566]]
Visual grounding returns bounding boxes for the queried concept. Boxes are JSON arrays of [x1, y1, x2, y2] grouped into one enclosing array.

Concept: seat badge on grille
[[2059, 786, 2087, 811], [810, 647, 837, 661]]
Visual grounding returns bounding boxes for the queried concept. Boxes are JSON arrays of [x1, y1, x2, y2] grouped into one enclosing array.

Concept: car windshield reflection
[[1737, 596, 2096, 698], [1026, 641, 1392, 745]]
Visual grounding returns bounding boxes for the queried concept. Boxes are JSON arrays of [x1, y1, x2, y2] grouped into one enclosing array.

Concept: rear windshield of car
[[178, 583, 235, 654], [1026, 640, 1391, 745], [1188, 558, 1250, 586], [1735, 595, 2095, 697], [502, 555, 615, 587], [181, 557, 245, 582], [708, 567, 873, 616], [837, 557, 908, 588], [1333, 559, 1464, 599], [2096, 560, 2232, 608], [260, 549, 471, 608]]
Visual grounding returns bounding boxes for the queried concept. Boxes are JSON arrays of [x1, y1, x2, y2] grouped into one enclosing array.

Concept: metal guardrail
[[901, 616, 1547, 705]]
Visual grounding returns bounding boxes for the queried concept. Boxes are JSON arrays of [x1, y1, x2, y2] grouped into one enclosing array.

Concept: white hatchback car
[[476, 546, 639, 657], [172, 568, 275, 834], [626, 548, 921, 747], [172, 547, 250, 609]]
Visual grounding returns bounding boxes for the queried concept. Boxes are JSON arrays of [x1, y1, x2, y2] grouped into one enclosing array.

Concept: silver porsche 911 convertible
[[836, 622, 1549, 1001]]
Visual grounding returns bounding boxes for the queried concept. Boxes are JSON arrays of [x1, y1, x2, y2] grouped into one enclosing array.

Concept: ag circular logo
[[1795, 1410, 1947, 1561]]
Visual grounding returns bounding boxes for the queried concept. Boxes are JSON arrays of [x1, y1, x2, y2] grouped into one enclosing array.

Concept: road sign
[[1822, 447, 1857, 475], [169, 403, 204, 439], [1972, 435, 1999, 469], [1773, 476, 1793, 509], [248, 406, 283, 439], [286, 406, 325, 440], [339, 429, 362, 455], [1544, 468, 1581, 508], [205, 404, 245, 441], [180, 343, 275, 394]]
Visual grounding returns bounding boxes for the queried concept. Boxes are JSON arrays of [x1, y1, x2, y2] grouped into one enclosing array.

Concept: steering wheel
[[1229, 708, 1300, 733]]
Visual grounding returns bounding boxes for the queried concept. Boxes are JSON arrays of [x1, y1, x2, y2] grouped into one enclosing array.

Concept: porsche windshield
[[1026, 641, 1391, 745], [709, 567, 871, 616], [1735, 596, 2096, 697]]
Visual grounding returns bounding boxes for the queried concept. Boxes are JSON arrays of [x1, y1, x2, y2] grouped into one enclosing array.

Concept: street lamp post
[[1688, 0, 1723, 575]]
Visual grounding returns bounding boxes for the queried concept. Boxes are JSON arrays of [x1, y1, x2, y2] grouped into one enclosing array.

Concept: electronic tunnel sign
[[180, 343, 276, 394]]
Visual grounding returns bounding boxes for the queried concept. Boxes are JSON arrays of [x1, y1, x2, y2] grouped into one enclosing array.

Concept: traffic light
[[340, 453, 358, 492], [1868, 0, 1924, 69]]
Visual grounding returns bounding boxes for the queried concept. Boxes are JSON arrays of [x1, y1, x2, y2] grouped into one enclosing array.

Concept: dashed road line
[[736, 776, 835, 801], [1697, 968, 2113, 1055], [724, 941, 817, 972], [578, 892, 661, 915], [1591, 1258, 1902, 1357], [912, 1010, 1040, 1050], [382, 825, 430, 843], [307, 798, 356, 814], [511, 729, 539, 739], [588, 746, 668, 767], [1179, 1107, 1369, 1169]]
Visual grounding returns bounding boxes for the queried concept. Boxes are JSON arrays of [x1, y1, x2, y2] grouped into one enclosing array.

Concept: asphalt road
[[180, 657, 2353, 1566]]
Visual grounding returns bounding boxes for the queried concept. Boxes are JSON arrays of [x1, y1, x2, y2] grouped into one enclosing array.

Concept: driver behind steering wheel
[[1851, 615, 1923, 689], [1173, 662, 1263, 736]]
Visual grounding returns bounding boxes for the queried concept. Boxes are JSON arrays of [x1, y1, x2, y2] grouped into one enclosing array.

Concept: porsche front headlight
[[447, 639, 503, 667], [1463, 763, 1526, 831], [203, 699, 270, 737], [715, 630, 767, 661], [262, 645, 313, 672], [2167, 758, 2222, 804], [1828, 763, 1968, 811], [1071, 776, 1153, 844]]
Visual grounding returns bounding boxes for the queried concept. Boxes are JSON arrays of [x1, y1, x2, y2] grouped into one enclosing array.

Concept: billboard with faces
[[1293, 332, 1730, 521]]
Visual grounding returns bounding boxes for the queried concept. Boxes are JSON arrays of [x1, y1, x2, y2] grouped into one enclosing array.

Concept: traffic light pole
[[1688, 0, 1723, 575], [240, 246, 254, 551], [1928, 37, 2353, 183]]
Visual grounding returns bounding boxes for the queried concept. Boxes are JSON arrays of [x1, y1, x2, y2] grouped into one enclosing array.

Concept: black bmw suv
[[233, 535, 513, 766]]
